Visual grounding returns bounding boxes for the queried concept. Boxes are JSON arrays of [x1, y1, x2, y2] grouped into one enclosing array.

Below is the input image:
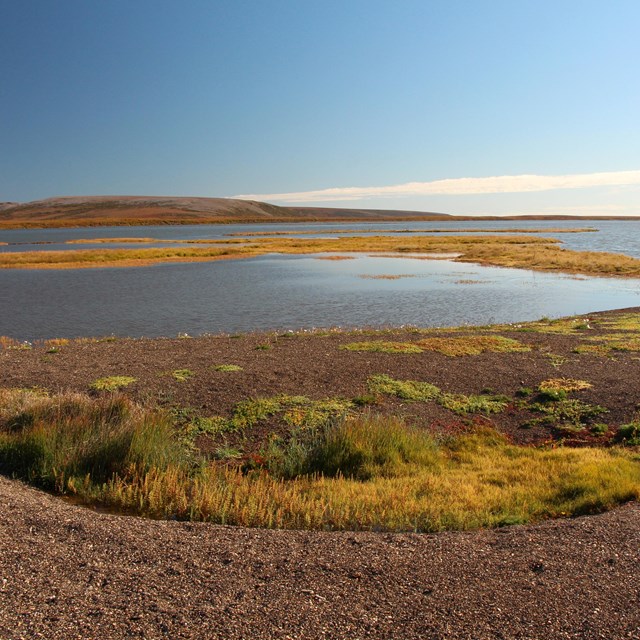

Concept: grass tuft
[[212, 364, 243, 372], [172, 369, 194, 382], [89, 376, 136, 392]]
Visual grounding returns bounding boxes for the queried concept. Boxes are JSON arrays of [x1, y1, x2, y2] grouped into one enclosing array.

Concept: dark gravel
[[1, 476, 638, 639]]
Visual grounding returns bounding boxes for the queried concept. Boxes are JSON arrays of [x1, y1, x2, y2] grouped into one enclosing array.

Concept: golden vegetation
[[416, 335, 530, 356], [341, 335, 529, 356], [538, 378, 593, 392], [1, 389, 637, 531], [3, 232, 640, 278]]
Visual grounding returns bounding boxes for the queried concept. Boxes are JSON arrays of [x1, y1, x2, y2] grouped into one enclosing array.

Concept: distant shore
[[2, 194, 639, 229]]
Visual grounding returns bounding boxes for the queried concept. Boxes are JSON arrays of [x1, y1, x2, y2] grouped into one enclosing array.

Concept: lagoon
[[2, 243, 640, 340]]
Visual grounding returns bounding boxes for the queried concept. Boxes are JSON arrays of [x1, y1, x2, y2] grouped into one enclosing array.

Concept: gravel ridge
[[1, 476, 638, 639]]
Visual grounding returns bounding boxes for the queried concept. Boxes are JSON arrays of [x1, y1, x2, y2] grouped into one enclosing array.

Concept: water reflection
[[1, 253, 639, 340]]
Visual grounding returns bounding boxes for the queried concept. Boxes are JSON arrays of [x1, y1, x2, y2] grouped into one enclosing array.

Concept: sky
[[1, 0, 639, 215]]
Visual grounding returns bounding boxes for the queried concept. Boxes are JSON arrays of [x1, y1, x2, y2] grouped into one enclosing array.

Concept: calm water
[[1, 221, 640, 340]]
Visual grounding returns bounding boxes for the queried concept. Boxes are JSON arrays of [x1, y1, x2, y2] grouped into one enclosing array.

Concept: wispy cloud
[[233, 170, 640, 203]]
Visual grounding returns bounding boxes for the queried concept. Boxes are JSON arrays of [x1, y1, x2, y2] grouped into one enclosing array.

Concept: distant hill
[[0, 196, 451, 228]]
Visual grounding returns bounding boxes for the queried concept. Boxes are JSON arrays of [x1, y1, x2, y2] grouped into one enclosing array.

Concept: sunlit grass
[[416, 335, 530, 356], [0, 390, 637, 531], [90, 376, 137, 392], [3, 233, 640, 278], [538, 378, 593, 392]]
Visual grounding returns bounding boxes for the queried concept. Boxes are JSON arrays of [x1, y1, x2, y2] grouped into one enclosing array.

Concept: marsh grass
[[0, 391, 187, 491], [0, 390, 638, 531], [5, 233, 640, 278]]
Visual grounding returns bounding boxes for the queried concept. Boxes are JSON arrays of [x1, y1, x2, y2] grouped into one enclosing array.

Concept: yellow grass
[[1, 390, 638, 532], [539, 378, 593, 392], [1, 233, 639, 279], [416, 335, 530, 356], [100, 422, 639, 531]]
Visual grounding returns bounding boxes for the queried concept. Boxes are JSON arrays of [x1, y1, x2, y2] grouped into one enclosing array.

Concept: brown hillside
[[0, 196, 450, 228]]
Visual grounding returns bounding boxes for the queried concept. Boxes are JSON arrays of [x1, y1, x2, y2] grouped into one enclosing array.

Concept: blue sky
[[1, 0, 639, 215]]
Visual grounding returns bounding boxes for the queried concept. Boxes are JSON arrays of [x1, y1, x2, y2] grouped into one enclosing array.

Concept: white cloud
[[233, 169, 640, 203]]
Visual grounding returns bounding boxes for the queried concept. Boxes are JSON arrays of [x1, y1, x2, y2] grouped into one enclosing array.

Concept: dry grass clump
[[0, 336, 23, 349], [1, 389, 638, 531], [538, 378, 593, 392], [416, 335, 530, 356]]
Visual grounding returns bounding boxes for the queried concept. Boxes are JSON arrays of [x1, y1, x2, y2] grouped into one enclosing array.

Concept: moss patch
[[416, 335, 530, 357], [90, 376, 136, 392], [368, 374, 441, 401]]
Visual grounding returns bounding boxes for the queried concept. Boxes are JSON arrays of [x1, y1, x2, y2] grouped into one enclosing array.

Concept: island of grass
[[1, 307, 638, 532], [4, 230, 640, 278]]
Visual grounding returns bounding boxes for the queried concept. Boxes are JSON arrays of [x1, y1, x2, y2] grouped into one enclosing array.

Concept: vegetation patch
[[437, 393, 510, 415], [416, 335, 530, 356], [616, 420, 640, 446], [212, 364, 243, 372], [543, 353, 567, 368], [171, 369, 195, 382], [368, 374, 440, 401], [529, 399, 607, 432], [1, 390, 637, 531], [89, 376, 136, 392], [599, 313, 640, 332], [341, 341, 423, 354], [573, 344, 613, 357], [538, 378, 592, 393], [6, 233, 640, 279], [514, 317, 593, 335], [188, 395, 356, 435], [367, 374, 508, 415]]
